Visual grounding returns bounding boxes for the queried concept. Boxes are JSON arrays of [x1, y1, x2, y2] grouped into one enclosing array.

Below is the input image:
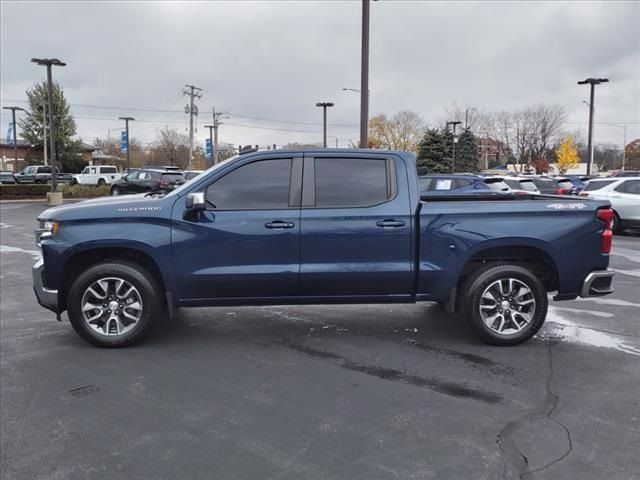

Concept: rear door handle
[[265, 221, 295, 229], [376, 219, 406, 228]]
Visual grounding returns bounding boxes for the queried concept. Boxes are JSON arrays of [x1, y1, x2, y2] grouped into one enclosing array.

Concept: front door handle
[[265, 221, 295, 229], [376, 219, 406, 228]]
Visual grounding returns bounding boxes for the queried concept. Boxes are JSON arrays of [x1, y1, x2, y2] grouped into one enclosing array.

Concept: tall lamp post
[[446, 121, 462, 173], [31, 57, 66, 193], [118, 117, 135, 172], [316, 102, 334, 148], [360, 0, 371, 148], [2, 106, 25, 172], [578, 77, 609, 175]]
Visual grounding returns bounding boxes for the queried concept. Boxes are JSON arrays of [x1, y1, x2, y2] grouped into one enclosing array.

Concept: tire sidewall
[[67, 262, 161, 347], [111, 186, 119, 196], [462, 264, 548, 346]]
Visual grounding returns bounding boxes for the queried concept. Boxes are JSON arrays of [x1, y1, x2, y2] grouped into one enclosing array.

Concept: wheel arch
[[59, 245, 167, 312]]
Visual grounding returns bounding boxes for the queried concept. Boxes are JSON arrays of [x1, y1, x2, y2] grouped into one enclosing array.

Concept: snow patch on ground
[[542, 306, 640, 357], [0, 245, 41, 261]]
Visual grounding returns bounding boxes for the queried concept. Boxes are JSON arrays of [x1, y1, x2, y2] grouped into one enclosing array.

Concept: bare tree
[[151, 127, 189, 168], [442, 104, 492, 137]]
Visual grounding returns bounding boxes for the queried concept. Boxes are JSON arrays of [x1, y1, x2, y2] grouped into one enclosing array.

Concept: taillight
[[555, 188, 570, 195], [579, 191, 588, 197], [597, 208, 614, 253], [159, 179, 169, 186]]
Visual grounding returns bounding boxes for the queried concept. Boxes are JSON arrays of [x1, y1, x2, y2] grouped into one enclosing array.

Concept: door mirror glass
[[185, 192, 206, 212]]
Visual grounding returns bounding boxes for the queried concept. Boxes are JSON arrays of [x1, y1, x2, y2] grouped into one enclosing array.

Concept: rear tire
[[460, 264, 547, 346], [67, 261, 162, 347], [97, 178, 106, 186], [612, 211, 623, 234], [111, 186, 120, 196]]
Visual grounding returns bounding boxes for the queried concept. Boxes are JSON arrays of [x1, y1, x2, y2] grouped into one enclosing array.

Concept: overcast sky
[[1, 0, 639, 150]]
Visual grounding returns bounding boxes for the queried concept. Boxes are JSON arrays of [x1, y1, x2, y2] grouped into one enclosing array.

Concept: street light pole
[[31, 58, 66, 192], [2, 106, 25, 172], [605, 124, 628, 171], [446, 121, 462, 173], [330, 136, 339, 148], [316, 102, 334, 148], [578, 77, 609, 175], [118, 117, 135, 172], [360, 0, 370, 148]]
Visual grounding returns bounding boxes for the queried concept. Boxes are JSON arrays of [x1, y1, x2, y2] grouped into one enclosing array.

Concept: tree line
[[16, 81, 640, 173]]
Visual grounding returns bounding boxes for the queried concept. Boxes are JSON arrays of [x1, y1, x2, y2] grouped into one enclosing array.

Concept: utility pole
[[316, 102, 334, 148], [360, 0, 371, 148], [3, 106, 26, 172], [118, 117, 135, 172], [183, 84, 202, 171], [212, 107, 224, 164], [42, 101, 47, 166], [578, 77, 609, 175], [446, 121, 462, 173], [31, 57, 66, 193]]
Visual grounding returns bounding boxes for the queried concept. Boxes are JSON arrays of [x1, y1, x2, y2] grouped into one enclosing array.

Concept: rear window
[[584, 180, 616, 191], [418, 178, 432, 192], [556, 180, 573, 189], [484, 178, 510, 192], [101, 167, 117, 174], [516, 180, 537, 192], [161, 173, 186, 183], [434, 179, 453, 191]]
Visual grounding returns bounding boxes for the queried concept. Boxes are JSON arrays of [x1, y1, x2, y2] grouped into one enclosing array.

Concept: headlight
[[35, 221, 59, 247]]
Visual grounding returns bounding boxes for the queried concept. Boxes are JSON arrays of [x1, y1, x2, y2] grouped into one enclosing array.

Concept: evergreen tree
[[417, 128, 451, 174], [455, 128, 480, 172], [19, 81, 82, 171]]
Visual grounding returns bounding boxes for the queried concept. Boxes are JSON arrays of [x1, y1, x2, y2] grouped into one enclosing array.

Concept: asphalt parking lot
[[1, 201, 639, 480]]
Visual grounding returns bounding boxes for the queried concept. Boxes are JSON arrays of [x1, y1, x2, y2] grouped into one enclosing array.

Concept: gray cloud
[[1, 0, 638, 149]]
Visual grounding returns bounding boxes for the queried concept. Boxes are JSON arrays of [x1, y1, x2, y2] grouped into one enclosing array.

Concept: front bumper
[[580, 269, 615, 298], [32, 258, 59, 313]]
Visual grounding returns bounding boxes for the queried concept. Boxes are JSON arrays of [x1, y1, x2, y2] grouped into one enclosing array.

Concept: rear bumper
[[580, 269, 615, 298], [32, 258, 59, 313]]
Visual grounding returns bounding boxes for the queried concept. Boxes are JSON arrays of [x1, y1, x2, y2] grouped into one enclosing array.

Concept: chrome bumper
[[32, 258, 59, 313], [580, 269, 615, 298]]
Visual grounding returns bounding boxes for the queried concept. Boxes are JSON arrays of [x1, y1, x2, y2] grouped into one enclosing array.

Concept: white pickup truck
[[72, 166, 122, 186]]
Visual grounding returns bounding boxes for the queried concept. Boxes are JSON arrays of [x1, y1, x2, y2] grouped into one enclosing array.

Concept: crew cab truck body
[[15, 165, 73, 184], [33, 149, 615, 347], [72, 165, 122, 186]]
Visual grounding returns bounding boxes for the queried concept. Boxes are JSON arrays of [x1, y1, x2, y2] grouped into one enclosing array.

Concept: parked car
[[420, 174, 494, 195], [72, 165, 123, 186], [34, 149, 614, 348], [0, 171, 16, 184], [110, 168, 186, 196], [579, 177, 640, 232], [14, 165, 73, 184], [608, 170, 640, 178], [502, 176, 540, 194], [183, 170, 204, 181]]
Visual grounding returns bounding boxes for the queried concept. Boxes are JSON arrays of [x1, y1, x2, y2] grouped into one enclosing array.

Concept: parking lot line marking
[[0, 244, 41, 261]]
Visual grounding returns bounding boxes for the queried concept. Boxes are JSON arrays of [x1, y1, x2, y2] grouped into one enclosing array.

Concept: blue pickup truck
[[32, 149, 615, 347]]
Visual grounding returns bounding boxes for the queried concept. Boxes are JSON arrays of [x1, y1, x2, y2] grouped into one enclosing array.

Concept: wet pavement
[[1, 201, 639, 480]]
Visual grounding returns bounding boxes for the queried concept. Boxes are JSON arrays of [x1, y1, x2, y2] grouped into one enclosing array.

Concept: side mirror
[[185, 192, 206, 212]]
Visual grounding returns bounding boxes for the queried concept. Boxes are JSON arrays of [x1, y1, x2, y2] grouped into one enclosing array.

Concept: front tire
[[111, 186, 120, 196], [460, 264, 548, 346], [67, 261, 162, 347]]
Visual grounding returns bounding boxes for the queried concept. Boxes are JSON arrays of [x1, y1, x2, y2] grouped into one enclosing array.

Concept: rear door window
[[584, 180, 616, 191], [101, 167, 117, 174], [161, 173, 185, 184], [314, 158, 390, 207], [615, 180, 640, 194]]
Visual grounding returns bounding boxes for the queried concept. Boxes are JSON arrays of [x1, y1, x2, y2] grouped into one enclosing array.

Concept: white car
[[580, 177, 640, 233], [72, 165, 123, 186]]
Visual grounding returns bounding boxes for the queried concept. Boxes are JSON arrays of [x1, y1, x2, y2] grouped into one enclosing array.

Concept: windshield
[[165, 156, 237, 197]]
